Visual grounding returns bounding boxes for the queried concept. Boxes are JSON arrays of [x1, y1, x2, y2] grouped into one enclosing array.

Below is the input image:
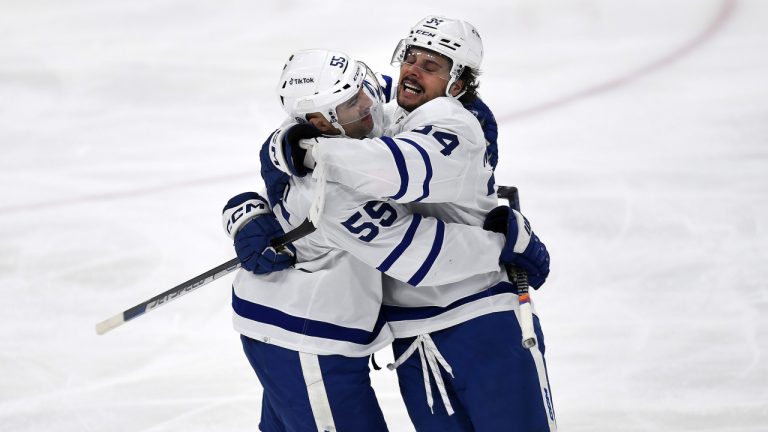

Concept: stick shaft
[[496, 186, 537, 348], [96, 209, 316, 335], [95, 257, 240, 335]]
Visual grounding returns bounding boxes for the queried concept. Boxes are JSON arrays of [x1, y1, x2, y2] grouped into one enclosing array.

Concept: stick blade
[[95, 313, 125, 335]]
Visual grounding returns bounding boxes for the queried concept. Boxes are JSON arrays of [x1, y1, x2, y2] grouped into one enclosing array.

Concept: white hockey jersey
[[310, 96, 518, 338], [232, 125, 507, 356]]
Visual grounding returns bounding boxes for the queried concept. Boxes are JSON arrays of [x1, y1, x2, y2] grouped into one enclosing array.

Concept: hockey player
[[264, 17, 557, 431], [224, 49, 530, 432]]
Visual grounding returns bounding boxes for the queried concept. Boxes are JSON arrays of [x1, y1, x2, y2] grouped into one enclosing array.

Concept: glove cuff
[[222, 192, 270, 239], [271, 123, 322, 177], [509, 209, 532, 254]]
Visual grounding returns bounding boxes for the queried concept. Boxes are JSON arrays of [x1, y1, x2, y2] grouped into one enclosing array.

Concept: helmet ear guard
[[391, 16, 484, 98]]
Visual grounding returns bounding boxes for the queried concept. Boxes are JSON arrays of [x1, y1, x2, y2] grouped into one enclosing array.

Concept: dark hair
[[457, 67, 480, 104]]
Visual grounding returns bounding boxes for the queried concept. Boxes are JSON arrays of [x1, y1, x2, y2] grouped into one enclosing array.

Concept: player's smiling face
[[396, 47, 453, 111]]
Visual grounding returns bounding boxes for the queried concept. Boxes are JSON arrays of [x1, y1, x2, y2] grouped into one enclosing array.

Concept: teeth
[[403, 81, 421, 92]]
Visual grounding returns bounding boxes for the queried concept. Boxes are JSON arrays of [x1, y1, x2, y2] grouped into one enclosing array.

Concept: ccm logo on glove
[[222, 192, 271, 239]]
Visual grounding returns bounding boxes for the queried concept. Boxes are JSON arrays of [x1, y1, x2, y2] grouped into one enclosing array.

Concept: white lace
[[387, 334, 455, 415]]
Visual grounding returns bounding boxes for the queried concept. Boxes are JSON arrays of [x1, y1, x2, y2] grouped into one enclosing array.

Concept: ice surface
[[1, 0, 766, 430]]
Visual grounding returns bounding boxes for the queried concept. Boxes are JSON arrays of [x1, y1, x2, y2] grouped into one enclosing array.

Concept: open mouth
[[401, 79, 423, 95]]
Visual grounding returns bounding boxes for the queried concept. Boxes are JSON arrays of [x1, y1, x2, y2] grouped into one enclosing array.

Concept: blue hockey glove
[[463, 97, 499, 170], [483, 205, 550, 289], [222, 192, 295, 274], [222, 192, 270, 238], [267, 123, 322, 177], [234, 216, 296, 274]]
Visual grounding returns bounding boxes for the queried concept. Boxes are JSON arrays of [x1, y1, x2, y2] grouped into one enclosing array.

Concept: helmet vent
[[438, 41, 458, 51]]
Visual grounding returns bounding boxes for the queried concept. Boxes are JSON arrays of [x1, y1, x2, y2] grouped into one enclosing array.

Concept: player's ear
[[449, 79, 465, 97], [306, 114, 341, 135]]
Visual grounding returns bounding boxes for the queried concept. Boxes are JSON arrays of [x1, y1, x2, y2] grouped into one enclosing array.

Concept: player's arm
[[316, 185, 505, 286], [270, 123, 475, 204], [310, 127, 472, 204], [270, 100, 497, 204], [463, 97, 498, 170], [312, 98, 498, 203], [223, 185, 550, 288]]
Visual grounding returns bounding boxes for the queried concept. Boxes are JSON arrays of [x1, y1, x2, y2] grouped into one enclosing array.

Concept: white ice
[[1, 0, 766, 430]]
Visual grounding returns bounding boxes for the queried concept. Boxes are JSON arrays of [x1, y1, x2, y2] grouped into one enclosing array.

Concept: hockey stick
[[94, 223, 309, 335], [496, 186, 537, 349], [95, 257, 240, 335], [96, 169, 328, 335]]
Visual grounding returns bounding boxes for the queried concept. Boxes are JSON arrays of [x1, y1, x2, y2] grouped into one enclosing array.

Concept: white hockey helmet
[[391, 15, 483, 98], [277, 49, 385, 138]]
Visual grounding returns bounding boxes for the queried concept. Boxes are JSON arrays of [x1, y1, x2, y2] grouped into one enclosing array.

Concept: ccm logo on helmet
[[415, 29, 436, 37], [289, 77, 315, 85]]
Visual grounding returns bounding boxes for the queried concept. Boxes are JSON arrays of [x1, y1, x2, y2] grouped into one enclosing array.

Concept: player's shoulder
[[412, 96, 466, 117], [408, 97, 484, 140], [416, 97, 480, 126]]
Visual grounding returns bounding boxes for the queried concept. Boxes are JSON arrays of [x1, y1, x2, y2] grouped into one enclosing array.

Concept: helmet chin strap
[[322, 108, 348, 136], [332, 121, 348, 136]]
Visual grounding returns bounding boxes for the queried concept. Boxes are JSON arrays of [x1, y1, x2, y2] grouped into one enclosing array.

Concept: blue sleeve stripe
[[377, 214, 422, 273], [397, 138, 432, 202], [276, 201, 290, 221], [380, 136, 409, 200], [407, 219, 445, 286]]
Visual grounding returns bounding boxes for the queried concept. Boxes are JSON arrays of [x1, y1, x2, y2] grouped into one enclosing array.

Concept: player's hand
[[267, 123, 322, 177], [234, 216, 296, 274], [483, 206, 550, 289], [222, 192, 271, 238], [222, 192, 295, 274]]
